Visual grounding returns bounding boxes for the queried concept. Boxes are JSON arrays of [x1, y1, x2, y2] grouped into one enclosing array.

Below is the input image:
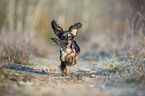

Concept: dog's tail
[[51, 38, 60, 45]]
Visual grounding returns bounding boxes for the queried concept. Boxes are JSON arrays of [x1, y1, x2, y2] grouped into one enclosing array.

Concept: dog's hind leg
[[60, 62, 67, 76]]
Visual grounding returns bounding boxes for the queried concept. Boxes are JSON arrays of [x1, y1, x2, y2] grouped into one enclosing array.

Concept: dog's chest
[[61, 47, 73, 56]]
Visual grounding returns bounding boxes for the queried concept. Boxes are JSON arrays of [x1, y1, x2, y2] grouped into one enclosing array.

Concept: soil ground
[[0, 52, 145, 96]]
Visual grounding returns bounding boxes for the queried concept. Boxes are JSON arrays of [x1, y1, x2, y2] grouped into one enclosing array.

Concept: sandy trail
[[0, 57, 144, 96]]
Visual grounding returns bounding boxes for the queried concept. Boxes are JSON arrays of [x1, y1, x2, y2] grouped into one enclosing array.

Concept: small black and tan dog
[[51, 20, 82, 76]]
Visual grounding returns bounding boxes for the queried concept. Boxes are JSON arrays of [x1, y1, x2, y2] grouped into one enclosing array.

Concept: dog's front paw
[[62, 73, 67, 76], [60, 55, 66, 62]]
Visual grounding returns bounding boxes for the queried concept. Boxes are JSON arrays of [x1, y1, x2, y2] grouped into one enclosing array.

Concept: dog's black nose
[[65, 42, 68, 45]]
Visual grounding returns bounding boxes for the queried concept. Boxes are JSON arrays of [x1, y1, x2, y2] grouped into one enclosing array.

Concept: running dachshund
[[51, 20, 82, 76]]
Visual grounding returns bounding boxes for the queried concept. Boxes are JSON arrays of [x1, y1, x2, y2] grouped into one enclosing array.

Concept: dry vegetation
[[0, 28, 31, 64], [0, 0, 46, 65]]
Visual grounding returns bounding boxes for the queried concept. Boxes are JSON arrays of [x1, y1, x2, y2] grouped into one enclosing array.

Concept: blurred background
[[0, 0, 145, 62], [0, 1, 145, 95]]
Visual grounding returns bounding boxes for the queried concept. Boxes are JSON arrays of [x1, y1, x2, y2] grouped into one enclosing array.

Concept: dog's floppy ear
[[51, 20, 63, 38], [69, 22, 82, 36]]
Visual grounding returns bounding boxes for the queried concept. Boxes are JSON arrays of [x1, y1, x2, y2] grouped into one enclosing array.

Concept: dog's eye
[[61, 36, 65, 40]]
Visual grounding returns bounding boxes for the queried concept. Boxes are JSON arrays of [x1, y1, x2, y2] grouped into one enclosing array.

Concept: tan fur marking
[[68, 34, 71, 36], [62, 34, 66, 36], [67, 52, 75, 57], [63, 67, 67, 76], [56, 28, 62, 31], [76, 53, 79, 55], [75, 55, 78, 62], [68, 39, 72, 46], [61, 55, 66, 61]]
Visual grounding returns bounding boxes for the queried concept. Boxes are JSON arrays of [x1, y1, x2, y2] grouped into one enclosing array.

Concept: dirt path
[[0, 57, 145, 96]]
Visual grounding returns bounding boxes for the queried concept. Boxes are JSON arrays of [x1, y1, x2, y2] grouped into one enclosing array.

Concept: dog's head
[[51, 20, 82, 47]]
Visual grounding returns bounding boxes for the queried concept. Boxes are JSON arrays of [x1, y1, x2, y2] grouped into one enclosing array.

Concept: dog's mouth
[[64, 43, 69, 47], [63, 42, 70, 47]]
